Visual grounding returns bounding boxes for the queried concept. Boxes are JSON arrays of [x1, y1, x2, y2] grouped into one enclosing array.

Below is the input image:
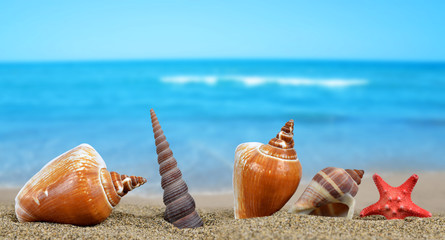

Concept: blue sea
[[1, 60, 444, 194]]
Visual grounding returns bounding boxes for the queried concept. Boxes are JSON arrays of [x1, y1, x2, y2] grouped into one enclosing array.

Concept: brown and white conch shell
[[289, 167, 364, 219], [15, 144, 147, 226], [233, 120, 302, 219], [150, 109, 204, 229]]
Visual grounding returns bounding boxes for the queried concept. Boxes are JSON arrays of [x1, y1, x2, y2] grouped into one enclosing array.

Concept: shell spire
[[268, 119, 294, 149], [345, 169, 364, 185], [258, 120, 297, 160], [150, 109, 203, 229], [110, 172, 147, 198]]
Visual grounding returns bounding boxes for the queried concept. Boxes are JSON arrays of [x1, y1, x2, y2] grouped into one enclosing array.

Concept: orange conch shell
[[289, 167, 364, 219], [150, 109, 204, 229], [15, 144, 147, 226], [233, 120, 302, 219]]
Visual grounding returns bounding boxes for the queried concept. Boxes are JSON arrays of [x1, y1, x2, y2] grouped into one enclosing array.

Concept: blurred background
[[0, 1, 444, 195]]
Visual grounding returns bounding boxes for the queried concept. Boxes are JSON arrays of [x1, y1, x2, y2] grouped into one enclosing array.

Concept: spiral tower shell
[[150, 109, 203, 229]]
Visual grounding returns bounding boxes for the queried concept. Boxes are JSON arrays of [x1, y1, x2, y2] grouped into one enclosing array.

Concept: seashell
[[289, 167, 364, 219], [233, 120, 302, 219], [150, 109, 204, 229], [15, 144, 147, 226]]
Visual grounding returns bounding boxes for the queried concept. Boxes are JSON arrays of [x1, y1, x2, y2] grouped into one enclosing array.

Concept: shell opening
[[309, 203, 349, 217]]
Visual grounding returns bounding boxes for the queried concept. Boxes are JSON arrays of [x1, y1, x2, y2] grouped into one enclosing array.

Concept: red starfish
[[360, 173, 431, 220]]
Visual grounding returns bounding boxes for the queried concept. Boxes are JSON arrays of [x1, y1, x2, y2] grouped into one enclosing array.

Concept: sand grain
[[1, 203, 444, 240]]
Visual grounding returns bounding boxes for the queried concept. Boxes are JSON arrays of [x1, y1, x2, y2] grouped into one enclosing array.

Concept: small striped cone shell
[[289, 167, 364, 219], [15, 144, 147, 226], [233, 120, 302, 219], [150, 109, 204, 229]]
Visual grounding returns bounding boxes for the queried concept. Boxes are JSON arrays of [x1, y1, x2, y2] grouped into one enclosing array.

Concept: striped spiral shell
[[15, 144, 147, 225], [150, 109, 203, 229], [289, 167, 364, 219], [110, 172, 147, 198], [233, 120, 302, 219]]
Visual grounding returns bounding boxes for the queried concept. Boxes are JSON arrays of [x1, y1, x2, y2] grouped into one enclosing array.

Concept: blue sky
[[0, 0, 444, 62]]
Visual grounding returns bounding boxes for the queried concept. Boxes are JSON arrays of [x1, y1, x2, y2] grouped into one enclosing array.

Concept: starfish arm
[[373, 173, 393, 196], [405, 203, 432, 218], [398, 174, 418, 194], [360, 202, 382, 217]]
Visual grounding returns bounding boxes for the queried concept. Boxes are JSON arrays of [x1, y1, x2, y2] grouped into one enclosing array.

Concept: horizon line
[[1, 57, 445, 65]]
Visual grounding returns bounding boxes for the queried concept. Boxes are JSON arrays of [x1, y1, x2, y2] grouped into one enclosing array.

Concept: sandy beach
[[1, 171, 444, 239]]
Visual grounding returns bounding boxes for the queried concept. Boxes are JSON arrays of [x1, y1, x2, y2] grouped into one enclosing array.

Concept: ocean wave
[[161, 75, 368, 88]]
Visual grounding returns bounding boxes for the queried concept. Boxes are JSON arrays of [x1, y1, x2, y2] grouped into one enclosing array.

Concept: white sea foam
[[161, 75, 368, 88], [162, 76, 218, 85]]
